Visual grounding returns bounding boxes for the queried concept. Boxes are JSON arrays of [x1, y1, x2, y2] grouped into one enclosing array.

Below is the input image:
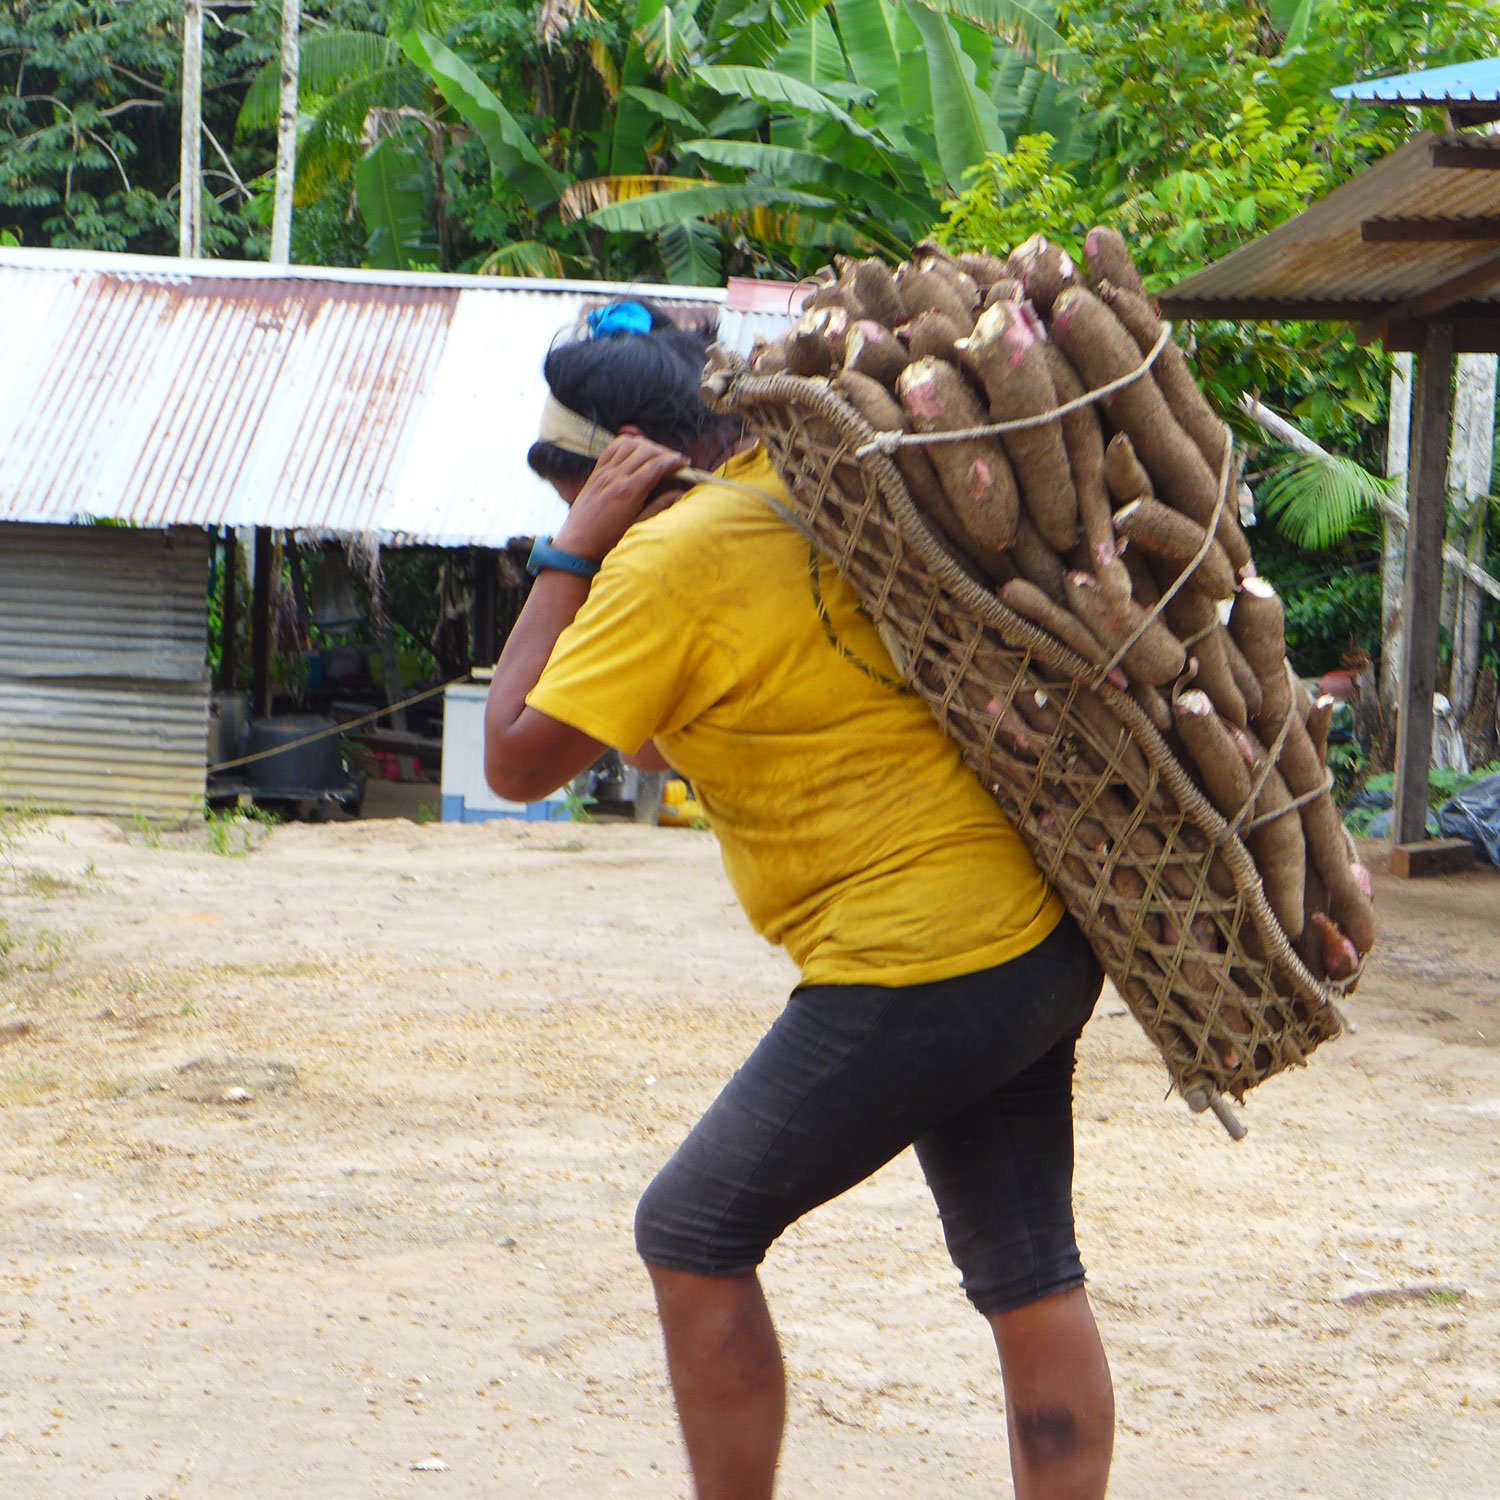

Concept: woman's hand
[[552, 432, 688, 565]]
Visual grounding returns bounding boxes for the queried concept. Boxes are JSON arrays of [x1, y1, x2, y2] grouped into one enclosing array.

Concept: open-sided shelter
[[1160, 129, 1500, 849]]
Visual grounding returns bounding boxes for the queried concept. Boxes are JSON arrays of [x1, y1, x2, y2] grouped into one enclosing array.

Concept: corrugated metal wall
[[0, 524, 210, 820]]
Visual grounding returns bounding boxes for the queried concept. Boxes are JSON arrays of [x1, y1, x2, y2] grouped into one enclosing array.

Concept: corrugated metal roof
[[0, 524, 210, 820], [1159, 131, 1500, 336], [1332, 56, 1500, 105], [0, 249, 799, 548]]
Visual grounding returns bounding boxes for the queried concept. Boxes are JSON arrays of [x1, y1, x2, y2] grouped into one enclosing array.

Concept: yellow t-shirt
[[527, 447, 1062, 987]]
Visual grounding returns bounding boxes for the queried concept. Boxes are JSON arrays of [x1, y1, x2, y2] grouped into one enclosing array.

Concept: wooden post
[[1393, 322, 1454, 845], [178, 0, 203, 259], [1378, 352, 1412, 731], [269, 0, 299, 264], [251, 525, 274, 719], [472, 547, 499, 667], [634, 771, 664, 826], [217, 527, 238, 691]]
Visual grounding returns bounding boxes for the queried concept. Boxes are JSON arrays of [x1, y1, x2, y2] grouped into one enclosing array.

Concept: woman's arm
[[483, 434, 686, 801]]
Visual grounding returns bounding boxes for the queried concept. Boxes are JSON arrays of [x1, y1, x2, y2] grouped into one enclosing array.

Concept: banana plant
[[572, 0, 1079, 278]]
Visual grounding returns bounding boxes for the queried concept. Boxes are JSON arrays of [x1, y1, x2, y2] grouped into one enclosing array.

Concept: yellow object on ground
[[528, 446, 1061, 987], [657, 778, 704, 827]]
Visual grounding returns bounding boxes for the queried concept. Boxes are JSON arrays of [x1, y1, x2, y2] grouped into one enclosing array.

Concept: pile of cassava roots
[[744, 230, 1374, 991]]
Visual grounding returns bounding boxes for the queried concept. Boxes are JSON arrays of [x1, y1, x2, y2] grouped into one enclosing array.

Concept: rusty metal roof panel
[[1160, 132, 1500, 319], [0, 263, 458, 531], [0, 249, 790, 546]]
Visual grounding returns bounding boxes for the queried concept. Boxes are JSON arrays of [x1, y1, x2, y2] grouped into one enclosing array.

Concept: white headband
[[536, 393, 615, 462]]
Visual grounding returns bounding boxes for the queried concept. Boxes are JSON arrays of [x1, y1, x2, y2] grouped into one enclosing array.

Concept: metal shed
[[0, 248, 791, 545], [0, 524, 210, 819], [0, 250, 800, 819]]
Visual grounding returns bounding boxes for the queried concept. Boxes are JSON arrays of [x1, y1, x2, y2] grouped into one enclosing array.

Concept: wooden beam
[[1381, 313, 1500, 353], [1157, 297, 1393, 322], [1430, 141, 1500, 169], [250, 525, 273, 719], [471, 547, 498, 668], [1362, 216, 1500, 242], [1392, 322, 1454, 846], [216, 527, 238, 692], [1356, 253, 1500, 343]]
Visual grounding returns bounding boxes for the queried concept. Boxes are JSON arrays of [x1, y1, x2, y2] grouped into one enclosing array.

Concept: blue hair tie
[[587, 301, 653, 338]]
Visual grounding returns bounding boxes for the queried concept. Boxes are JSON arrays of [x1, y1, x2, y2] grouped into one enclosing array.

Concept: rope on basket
[[854, 324, 1172, 456]]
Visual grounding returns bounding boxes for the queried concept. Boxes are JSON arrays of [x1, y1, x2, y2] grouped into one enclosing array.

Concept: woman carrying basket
[[484, 299, 1114, 1500]]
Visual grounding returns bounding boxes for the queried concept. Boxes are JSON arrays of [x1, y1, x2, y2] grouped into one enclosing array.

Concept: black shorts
[[634, 915, 1104, 1315]]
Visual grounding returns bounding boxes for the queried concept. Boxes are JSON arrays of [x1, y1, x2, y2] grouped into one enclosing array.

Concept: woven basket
[[705, 359, 1349, 1131]]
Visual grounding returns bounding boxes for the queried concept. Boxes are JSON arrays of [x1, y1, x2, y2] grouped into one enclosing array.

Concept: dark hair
[[527, 298, 738, 483]]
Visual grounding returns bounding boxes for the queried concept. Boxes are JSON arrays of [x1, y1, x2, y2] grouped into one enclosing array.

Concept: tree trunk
[[179, 0, 203, 259], [1441, 354, 1496, 717], [1379, 353, 1412, 726], [1461, 667, 1498, 769], [270, 0, 300, 264]]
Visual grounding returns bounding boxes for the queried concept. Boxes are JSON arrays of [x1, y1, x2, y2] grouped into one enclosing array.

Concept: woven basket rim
[[707, 361, 1351, 1025]]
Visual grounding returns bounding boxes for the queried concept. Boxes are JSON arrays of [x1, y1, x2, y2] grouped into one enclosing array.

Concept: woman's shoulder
[[618, 448, 794, 567]]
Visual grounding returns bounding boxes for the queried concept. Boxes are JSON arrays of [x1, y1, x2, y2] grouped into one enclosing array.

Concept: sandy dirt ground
[[1, 809, 1497, 1500]]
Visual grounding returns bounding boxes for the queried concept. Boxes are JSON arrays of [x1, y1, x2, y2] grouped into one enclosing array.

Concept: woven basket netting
[[709, 366, 1348, 1107]]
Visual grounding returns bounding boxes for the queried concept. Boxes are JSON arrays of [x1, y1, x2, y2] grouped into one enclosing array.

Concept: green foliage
[[1259, 556, 1381, 674], [1257, 451, 1392, 551], [355, 136, 439, 269], [936, 0, 1499, 458], [1, 0, 385, 255], [203, 799, 276, 858], [1353, 761, 1500, 819]]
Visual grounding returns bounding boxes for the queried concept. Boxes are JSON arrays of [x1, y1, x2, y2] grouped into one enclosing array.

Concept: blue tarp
[[1437, 772, 1500, 866]]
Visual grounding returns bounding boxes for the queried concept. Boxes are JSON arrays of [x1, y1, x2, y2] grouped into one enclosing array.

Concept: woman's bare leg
[[989, 1285, 1114, 1500], [647, 1264, 785, 1500]]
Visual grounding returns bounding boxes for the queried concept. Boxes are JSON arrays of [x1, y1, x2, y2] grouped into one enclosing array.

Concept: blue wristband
[[526, 536, 601, 579]]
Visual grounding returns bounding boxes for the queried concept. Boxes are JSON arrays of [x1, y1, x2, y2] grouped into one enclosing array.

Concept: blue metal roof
[[1332, 56, 1500, 106]]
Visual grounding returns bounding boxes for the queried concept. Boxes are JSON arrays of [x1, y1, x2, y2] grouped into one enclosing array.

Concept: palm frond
[[911, 0, 1066, 66], [583, 181, 836, 233], [293, 65, 428, 203], [635, 0, 707, 76], [657, 218, 721, 284], [535, 0, 586, 49], [237, 32, 401, 138], [478, 241, 570, 277], [589, 37, 623, 99], [560, 174, 705, 223], [1258, 450, 1393, 551]]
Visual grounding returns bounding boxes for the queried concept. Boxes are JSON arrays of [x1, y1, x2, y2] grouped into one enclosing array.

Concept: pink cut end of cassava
[[1018, 300, 1049, 342], [967, 459, 994, 499], [1002, 305, 1036, 364], [1174, 689, 1214, 718], [1313, 911, 1360, 981], [900, 372, 943, 421], [1108, 667, 1129, 689], [1049, 286, 1081, 334], [1094, 540, 1117, 569]]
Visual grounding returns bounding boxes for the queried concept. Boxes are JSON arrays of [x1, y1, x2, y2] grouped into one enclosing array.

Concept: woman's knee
[[633, 1166, 679, 1265]]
